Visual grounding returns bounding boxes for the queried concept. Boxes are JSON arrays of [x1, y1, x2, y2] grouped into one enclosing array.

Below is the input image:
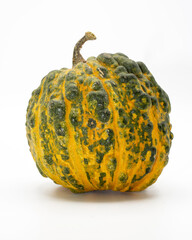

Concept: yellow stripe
[[62, 72, 94, 191]]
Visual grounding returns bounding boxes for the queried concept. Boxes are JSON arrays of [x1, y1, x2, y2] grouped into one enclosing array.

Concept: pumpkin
[[26, 32, 173, 193]]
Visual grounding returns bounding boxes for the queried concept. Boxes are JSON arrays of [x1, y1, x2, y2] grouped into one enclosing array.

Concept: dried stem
[[72, 32, 96, 67]]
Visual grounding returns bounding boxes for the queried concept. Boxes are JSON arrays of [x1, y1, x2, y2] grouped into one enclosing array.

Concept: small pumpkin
[[26, 32, 173, 193]]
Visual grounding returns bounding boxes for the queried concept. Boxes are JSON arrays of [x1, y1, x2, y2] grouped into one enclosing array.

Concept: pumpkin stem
[[72, 32, 96, 67]]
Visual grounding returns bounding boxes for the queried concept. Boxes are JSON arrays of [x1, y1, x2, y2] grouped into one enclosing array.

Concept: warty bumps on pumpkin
[[26, 32, 173, 193]]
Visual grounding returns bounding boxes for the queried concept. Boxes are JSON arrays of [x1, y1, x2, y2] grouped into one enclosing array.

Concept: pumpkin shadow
[[48, 186, 158, 203]]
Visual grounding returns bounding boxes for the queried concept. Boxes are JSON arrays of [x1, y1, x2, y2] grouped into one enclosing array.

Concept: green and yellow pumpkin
[[26, 32, 173, 193]]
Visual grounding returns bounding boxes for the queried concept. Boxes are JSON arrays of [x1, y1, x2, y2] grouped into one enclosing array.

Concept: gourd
[[26, 32, 173, 193]]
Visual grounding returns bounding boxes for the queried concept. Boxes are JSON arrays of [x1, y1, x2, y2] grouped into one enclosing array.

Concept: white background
[[0, 0, 192, 239]]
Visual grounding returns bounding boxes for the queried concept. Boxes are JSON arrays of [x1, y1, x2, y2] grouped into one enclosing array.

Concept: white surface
[[0, 0, 192, 239]]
